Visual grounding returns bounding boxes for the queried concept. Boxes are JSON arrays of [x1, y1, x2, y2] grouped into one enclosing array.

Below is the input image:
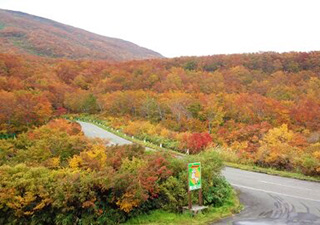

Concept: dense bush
[[2, 52, 320, 177], [0, 119, 232, 224], [209, 123, 320, 176], [0, 119, 90, 167], [83, 115, 320, 176]]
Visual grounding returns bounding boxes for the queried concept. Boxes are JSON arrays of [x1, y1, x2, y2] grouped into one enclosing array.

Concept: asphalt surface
[[216, 167, 320, 225], [78, 121, 132, 145], [78, 121, 320, 225]]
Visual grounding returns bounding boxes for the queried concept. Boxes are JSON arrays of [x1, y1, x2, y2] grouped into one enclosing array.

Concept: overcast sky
[[0, 0, 319, 57]]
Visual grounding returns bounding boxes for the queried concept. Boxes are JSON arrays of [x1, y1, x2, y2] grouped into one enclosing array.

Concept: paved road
[[216, 167, 320, 225], [78, 121, 132, 145], [78, 121, 320, 225]]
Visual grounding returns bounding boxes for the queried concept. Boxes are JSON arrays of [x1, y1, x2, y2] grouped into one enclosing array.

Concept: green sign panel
[[188, 162, 201, 191]]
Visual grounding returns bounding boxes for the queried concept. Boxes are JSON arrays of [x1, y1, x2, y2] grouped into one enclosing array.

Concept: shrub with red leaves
[[185, 132, 212, 154]]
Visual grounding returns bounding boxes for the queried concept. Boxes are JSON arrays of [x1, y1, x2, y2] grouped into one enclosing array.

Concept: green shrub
[[205, 176, 232, 207], [0, 120, 232, 224]]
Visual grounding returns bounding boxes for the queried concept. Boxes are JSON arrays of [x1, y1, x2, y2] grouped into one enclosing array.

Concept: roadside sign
[[188, 162, 201, 191]]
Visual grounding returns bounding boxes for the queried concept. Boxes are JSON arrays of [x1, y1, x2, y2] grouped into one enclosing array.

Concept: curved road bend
[[216, 167, 320, 225], [78, 121, 132, 145], [78, 121, 320, 225]]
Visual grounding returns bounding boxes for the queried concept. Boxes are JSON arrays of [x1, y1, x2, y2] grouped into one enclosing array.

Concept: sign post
[[188, 162, 202, 209]]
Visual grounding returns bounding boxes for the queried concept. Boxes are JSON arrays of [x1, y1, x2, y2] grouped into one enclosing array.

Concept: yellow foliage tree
[[116, 192, 140, 213], [123, 120, 156, 136], [256, 124, 300, 169], [69, 144, 107, 171], [314, 151, 320, 173]]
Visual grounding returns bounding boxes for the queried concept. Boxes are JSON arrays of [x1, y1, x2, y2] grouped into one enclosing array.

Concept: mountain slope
[[0, 9, 163, 61]]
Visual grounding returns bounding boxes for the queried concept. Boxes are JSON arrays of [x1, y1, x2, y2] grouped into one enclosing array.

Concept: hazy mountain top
[[0, 9, 163, 61]]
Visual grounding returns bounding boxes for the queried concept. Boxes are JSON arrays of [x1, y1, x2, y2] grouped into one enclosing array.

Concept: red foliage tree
[[184, 132, 212, 154]]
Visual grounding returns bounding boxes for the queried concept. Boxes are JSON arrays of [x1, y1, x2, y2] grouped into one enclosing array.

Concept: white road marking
[[230, 183, 320, 203], [259, 180, 317, 192]]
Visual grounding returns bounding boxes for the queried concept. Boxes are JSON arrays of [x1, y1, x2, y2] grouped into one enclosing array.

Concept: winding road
[[216, 167, 320, 225], [78, 121, 320, 225], [78, 121, 132, 145]]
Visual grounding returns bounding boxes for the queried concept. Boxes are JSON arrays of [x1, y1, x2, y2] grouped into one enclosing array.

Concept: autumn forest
[[1, 51, 320, 171], [1, 51, 320, 223]]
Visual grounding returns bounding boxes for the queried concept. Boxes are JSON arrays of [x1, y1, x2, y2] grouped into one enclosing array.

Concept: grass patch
[[125, 191, 241, 225], [0, 23, 5, 30], [225, 162, 320, 182]]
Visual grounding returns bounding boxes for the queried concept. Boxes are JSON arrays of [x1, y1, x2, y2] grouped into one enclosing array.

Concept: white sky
[[0, 0, 320, 58]]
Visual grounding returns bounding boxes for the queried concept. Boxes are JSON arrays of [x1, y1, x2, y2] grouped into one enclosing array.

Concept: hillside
[[0, 9, 163, 61], [0, 51, 319, 176]]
